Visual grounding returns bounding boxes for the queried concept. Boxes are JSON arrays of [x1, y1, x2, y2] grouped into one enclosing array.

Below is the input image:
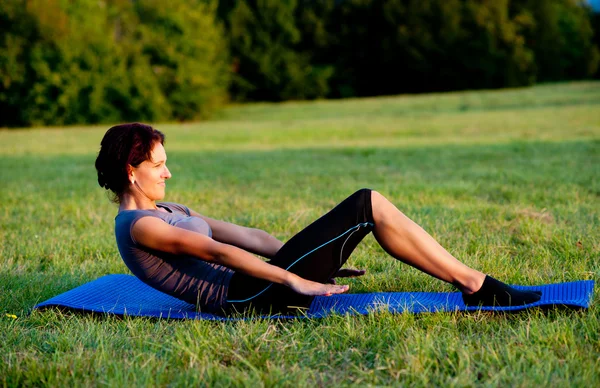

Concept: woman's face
[[130, 142, 171, 201]]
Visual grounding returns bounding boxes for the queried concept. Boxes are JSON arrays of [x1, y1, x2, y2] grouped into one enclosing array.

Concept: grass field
[[1, 81, 599, 386]]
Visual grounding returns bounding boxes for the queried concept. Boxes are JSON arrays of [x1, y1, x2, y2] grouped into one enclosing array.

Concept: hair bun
[[97, 171, 108, 190]]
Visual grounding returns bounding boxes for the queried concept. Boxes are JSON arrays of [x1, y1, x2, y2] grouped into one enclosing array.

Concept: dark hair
[[95, 123, 165, 203]]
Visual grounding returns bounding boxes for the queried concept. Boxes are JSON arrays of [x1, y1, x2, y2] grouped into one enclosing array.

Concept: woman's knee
[[370, 190, 401, 224], [351, 188, 375, 222], [370, 190, 384, 207], [351, 188, 371, 198], [344, 188, 372, 210]]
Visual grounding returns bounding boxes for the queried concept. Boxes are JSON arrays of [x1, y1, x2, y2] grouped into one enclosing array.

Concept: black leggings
[[226, 188, 375, 314]]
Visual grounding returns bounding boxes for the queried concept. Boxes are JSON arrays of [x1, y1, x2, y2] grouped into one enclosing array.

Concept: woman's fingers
[[328, 269, 366, 284], [332, 268, 366, 278], [322, 284, 349, 296], [289, 276, 350, 296]]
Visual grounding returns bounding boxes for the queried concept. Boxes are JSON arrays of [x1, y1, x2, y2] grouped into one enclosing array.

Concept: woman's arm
[[189, 210, 367, 282], [189, 209, 283, 259], [131, 216, 348, 296]]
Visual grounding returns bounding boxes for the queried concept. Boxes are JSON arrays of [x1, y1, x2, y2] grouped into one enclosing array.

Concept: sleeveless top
[[114, 202, 233, 312]]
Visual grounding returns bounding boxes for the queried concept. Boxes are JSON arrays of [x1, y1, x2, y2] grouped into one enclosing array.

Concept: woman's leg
[[226, 189, 541, 314], [370, 191, 541, 306], [370, 191, 485, 293], [226, 189, 375, 314]]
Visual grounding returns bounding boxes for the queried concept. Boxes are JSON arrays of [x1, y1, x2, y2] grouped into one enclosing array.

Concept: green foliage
[[220, 0, 598, 99], [132, 0, 229, 120], [0, 0, 229, 127], [1, 0, 599, 123], [510, 0, 600, 81], [296, 0, 536, 97], [222, 0, 332, 101], [587, 8, 600, 78]]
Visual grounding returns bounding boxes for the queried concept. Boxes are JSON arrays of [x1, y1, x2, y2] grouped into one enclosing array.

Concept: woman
[[95, 123, 541, 314]]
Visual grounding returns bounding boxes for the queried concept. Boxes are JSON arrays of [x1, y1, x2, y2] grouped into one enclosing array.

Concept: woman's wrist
[[281, 270, 299, 288]]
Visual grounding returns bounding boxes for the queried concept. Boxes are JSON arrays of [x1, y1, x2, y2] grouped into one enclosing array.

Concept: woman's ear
[[127, 165, 135, 184]]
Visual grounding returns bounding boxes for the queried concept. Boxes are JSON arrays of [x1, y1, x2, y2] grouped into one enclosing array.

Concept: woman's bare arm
[[188, 209, 283, 259], [189, 210, 367, 282], [131, 216, 348, 296]]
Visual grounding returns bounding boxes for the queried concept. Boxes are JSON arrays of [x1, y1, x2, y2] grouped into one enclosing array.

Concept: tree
[[297, 0, 534, 97], [510, 0, 599, 81], [0, 0, 229, 127], [222, 0, 332, 101]]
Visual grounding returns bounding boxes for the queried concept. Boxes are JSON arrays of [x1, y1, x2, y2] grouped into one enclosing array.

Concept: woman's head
[[95, 123, 168, 203]]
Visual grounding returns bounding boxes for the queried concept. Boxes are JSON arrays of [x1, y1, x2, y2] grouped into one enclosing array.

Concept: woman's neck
[[119, 193, 157, 212]]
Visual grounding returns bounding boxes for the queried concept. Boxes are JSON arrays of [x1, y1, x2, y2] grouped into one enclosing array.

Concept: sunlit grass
[[1, 81, 599, 385]]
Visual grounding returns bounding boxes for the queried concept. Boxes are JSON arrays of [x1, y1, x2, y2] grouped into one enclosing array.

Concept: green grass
[[1, 81, 599, 386]]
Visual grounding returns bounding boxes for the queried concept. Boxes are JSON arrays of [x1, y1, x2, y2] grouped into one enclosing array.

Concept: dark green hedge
[[222, 0, 598, 100], [1, 0, 598, 127]]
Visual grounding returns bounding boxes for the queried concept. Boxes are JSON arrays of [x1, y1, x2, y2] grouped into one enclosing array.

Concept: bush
[[2, 0, 598, 120], [222, 0, 599, 100], [510, 0, 600, 82], [220, 0, 332, 101], [296, 0, 535, 97], [0, 0, 229, 128]]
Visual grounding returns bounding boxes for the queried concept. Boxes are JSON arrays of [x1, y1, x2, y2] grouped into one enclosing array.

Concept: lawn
[[1, 81, 599, 386]]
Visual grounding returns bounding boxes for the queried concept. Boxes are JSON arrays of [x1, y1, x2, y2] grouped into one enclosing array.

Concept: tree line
[[1, 0, 598, 127]]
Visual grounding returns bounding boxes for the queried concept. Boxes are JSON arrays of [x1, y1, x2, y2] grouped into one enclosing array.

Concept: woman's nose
[[164, 166, 172, 179]]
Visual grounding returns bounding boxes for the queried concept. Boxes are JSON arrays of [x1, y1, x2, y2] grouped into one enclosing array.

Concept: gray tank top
[[114, 202, 233, 312]]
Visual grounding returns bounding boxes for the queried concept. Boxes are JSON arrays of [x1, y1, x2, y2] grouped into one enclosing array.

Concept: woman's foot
[[462, 275, 542, 307]]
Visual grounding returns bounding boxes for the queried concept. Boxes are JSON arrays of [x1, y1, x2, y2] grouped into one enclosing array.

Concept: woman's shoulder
[[114, 204, 191, 241], [115, 208, 159, 231], [114, 209, 158, 247]]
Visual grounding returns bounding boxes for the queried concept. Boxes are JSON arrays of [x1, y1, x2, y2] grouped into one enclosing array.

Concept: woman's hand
[[287, 275, 350, 296], [327, 268, 366, 284]]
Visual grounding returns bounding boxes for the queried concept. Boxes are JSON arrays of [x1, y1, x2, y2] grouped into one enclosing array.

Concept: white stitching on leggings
[[339, 226, 361, 269], [227, 222, 373, 304]]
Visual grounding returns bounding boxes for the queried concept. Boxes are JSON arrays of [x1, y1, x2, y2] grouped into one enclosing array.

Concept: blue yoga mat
[[34, 274, 594, 321]]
